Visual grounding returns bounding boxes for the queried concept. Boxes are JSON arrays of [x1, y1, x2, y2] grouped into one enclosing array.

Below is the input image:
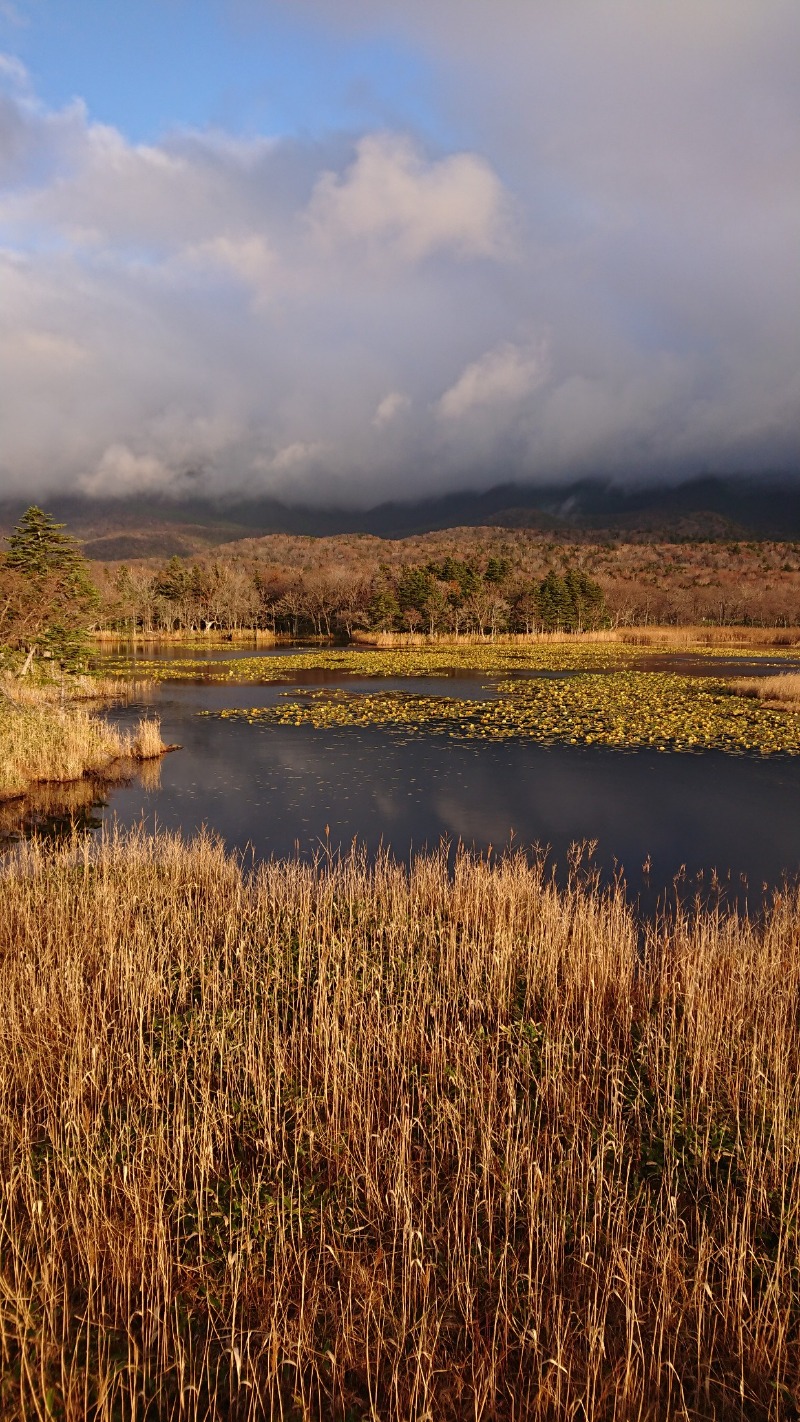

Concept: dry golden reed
[[0, 829, 798, 1419], [730, 672, 800, 708], [0, 699, 166, 800]]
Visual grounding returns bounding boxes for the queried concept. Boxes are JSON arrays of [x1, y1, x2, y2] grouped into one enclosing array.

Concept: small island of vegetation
[[0, 507, 167, 803]]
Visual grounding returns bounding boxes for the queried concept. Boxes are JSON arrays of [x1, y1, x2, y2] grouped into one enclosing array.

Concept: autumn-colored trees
[[92, 548, 609, 638], [8, 510, 799, 647]]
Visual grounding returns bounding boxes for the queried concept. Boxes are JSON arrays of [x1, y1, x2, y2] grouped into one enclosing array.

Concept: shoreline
[[0, 676, 172, 803]]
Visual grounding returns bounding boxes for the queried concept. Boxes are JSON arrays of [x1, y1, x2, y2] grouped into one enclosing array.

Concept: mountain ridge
[[1, 474, 799, 559]]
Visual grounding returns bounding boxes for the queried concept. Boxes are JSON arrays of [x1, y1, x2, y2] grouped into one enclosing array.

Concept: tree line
[[9, 503, 799, 665], [0, 508, 609, 664], [105, 551, 609, 639]]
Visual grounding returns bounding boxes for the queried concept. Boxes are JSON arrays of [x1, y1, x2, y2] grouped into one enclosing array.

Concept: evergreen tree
[[536, 570, 572, 630], [3, 506, 99, 666], [368, 588, 400, 631], [535, 566, 607, 632]]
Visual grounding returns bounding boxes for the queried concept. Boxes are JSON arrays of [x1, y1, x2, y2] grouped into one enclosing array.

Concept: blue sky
[[0, 0, 441, 143], [0, 0, 798, 505]]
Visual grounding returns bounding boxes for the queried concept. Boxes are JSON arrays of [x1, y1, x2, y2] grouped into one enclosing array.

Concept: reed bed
[[0, 672, 149, 706], [729, 672, 800, 709], [353, 630, 620, 648], [92, 630, 278, 647], [619, 626, 800, 649], [1, 828, 798, 1419], [0, 700, 167, 800]]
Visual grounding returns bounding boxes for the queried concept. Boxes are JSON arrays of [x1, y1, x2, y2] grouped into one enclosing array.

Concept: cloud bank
[[1, 0, 799, 505]]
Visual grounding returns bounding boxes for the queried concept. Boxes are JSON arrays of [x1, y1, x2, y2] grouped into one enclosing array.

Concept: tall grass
[[619, 625, 800, 649], [353, 630, 620, 648], [730, 672, 800, 708], [353, 626, 800, 651], [0, 694, 167, 800], [1, 829, 798, 1418], [0, 671, 149, 705]]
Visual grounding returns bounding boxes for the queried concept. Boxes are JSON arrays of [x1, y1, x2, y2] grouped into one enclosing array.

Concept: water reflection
[[93, 679, 800, 916], [7, 667, 800, 917], [0, 758, 162, 845]]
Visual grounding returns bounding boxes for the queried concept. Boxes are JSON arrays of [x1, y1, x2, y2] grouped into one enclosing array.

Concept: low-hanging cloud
[[437, 343, 549, 422], [1, 0, 799, 508]]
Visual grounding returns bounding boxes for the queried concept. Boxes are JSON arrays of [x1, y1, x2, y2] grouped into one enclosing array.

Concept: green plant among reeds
[[0, 828, 798, 1419]]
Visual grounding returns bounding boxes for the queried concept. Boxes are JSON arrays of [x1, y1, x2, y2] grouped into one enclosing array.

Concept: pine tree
[[3, 506, 99, 667]]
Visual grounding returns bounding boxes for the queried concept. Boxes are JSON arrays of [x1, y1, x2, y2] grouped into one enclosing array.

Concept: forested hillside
[[91, 527, 800, 635]]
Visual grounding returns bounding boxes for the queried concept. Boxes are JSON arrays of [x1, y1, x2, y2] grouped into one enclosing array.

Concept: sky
[[0, 0, 798, 507]]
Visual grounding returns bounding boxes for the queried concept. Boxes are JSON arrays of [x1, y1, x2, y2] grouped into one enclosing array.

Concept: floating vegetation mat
[[99, 643, 629, 682], [207, 672, 800, 755], [99, 639, 800, 686]]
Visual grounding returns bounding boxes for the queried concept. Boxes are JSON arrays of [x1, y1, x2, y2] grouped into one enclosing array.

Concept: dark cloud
[[1, 2, 799, 506]]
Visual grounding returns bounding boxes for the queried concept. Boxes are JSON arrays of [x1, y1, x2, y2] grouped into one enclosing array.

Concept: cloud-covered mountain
[[1, 0, 798, 505]]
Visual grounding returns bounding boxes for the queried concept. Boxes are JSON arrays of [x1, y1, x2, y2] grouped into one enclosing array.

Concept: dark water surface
[[85, 666, 800, 915]]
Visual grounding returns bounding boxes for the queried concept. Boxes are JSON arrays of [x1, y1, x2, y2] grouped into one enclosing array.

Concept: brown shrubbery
[[1, 830, 798, 1418]]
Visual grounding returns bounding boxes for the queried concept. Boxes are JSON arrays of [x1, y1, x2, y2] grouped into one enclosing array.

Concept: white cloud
[[17, 328, 89, 371], [268, 442, 327, 473], [0, 13, 798, 508], [80, 445, 179, 498], [0, 51, 27, 84], [184, 235, 277, 301], [307, 133, 510, 264], [373, 391, 411, 428], [437, 342, 549, 421]]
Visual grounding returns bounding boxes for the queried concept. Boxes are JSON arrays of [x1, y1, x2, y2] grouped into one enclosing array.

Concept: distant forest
[[93, 527, 800, 637], [5, 509, 800, 655]]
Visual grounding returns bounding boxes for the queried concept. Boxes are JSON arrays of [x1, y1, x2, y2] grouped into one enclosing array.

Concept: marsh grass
[[93, 630, 278, 647], [352, 630, 620, 648], [1, 828, 799, 1419], [0, 672, 147, 706], [0, 690, 167, 800], [619, 625, 800, 649], [131, 714, 168, 759], [730, 672, 800, 709]]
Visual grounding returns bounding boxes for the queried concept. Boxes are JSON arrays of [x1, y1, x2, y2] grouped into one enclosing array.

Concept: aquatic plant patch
[[98, 638, 800, 688], [206, 672, 800, 755], [97, 643, 630, 683]]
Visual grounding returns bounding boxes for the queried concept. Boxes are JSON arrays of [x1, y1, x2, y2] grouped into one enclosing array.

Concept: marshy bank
[[0, 827, 798, 1419], [0, 674, 170, 802]]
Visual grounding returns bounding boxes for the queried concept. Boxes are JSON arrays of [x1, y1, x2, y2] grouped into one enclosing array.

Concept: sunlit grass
[[0, 670, 146, 704], [729, 672, 800, 708], [1, 827, 798, 1418], [0, 679, 167, 799]]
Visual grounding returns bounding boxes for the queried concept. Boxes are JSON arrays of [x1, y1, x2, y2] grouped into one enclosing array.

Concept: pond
[[73, 645, 800, 914], [7, 644, 800, 913]]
